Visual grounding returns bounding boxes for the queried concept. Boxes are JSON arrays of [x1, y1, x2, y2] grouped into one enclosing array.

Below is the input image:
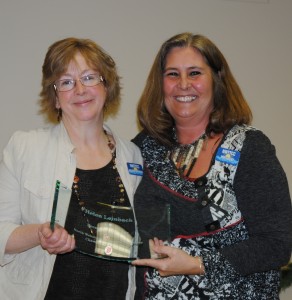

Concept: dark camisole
[[45, 161, 134, 300]]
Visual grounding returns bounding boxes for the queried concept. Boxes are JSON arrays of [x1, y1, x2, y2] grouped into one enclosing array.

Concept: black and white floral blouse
[[133, 125, 292, 300]]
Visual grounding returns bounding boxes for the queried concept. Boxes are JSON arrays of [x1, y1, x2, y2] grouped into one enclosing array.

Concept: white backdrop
[[0, 0, 291, 297]]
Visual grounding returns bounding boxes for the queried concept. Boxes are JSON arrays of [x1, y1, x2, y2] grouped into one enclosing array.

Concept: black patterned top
[[133, 125, 292, 300]]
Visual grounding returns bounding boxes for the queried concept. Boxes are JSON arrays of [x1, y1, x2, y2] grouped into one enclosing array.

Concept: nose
[[75, 79, 86, 94], [179, 75, 191, 90]]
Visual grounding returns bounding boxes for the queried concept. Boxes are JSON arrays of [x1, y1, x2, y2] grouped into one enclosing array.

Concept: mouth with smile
[[74, 99, 93, 105], [174, 95, 197, 103]]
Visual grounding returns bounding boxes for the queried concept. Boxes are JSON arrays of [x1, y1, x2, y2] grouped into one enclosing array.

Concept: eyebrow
[[164, 66, 203, 72], [60, 69, 96, 78]]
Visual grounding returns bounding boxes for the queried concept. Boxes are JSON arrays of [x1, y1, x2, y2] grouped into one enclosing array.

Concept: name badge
[[215, 147, 240, 166], [127, 163, 143, 176]]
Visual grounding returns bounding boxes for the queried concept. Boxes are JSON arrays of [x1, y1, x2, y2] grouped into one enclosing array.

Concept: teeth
[[175, 96, 197, 102]]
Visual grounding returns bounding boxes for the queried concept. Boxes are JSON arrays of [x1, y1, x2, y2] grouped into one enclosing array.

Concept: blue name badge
[[127, 163, 143, 176], [215, 147, 240, 166]]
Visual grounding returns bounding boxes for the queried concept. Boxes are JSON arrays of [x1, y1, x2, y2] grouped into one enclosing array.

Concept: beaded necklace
[[72, 130, 126, 235], [168, 131, 207, 178]]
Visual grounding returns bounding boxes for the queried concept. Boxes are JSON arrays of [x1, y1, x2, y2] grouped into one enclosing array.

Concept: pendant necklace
[[168, 131, 207, 178], [72, 130, 126, 235]]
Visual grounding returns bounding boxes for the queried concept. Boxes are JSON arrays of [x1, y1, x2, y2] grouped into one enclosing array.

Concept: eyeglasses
[[54, 74, 104, 92]]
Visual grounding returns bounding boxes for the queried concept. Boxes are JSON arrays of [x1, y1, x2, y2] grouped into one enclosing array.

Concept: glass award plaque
[[134, 203, 171, 259], [74, 201, 137, 262], [50, 181, 137, 262], [50, 180, 171, 262]]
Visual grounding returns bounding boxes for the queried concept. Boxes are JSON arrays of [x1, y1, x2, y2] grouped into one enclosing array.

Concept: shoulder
[[9, 125, 58, 144], [103, 125, 143, 163], [241, 127, 275, 155], [131, 130, 148, 148], [225, 125, 273, 152], [232, 125, 280, 173], [3, 126, 59, 160], [117, 135, 141, 154]]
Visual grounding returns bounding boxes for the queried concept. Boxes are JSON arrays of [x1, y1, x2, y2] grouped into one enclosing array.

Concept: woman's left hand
[[132, 238, 203, 276]]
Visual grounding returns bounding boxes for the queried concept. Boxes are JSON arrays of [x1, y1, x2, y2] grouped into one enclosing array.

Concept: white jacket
[[0, 123, 143, 300]]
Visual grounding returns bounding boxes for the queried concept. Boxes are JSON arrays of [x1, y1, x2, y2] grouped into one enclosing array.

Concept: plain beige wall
[[0, 0, 291, 297]]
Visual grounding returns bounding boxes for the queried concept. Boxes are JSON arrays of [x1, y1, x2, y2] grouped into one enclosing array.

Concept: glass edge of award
[[75, 248, 138, 264], [149, 203, 171, 260], [50, 180, 61, 231]]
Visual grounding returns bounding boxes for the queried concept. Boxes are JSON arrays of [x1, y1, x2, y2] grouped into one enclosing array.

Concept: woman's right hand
[[38, 222, 75, 254], [132, 238, 204, 277]]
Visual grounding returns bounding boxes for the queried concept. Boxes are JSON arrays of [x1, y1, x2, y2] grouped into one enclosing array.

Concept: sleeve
[[218, 129, 292, 275], [0, 132, 25, 266]]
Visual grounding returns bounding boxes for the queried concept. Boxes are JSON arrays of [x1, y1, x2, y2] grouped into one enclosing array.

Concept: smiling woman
[[132, 32, 292, 300], [0, 37, 143, 300]]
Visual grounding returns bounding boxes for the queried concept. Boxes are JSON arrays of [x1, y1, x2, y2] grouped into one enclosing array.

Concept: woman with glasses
[[0, 38, 143, 299], [132, 32, 292, 299]]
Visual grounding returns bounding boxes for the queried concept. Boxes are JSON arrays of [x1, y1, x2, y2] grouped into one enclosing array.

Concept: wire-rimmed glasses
[[54, 74, 104, 92]]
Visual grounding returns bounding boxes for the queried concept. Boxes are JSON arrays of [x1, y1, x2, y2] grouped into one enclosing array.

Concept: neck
[[175, 124, 207, 144], [62, 119, 106, 149]]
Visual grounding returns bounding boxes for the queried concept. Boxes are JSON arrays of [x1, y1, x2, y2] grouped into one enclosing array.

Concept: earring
[[57, 108, 62, 122]]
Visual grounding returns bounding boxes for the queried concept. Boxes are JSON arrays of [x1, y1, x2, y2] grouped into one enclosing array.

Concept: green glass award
[[73, 201, 138, 262], [134, 202, 171, 259], [50, 180, 171, 262]]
